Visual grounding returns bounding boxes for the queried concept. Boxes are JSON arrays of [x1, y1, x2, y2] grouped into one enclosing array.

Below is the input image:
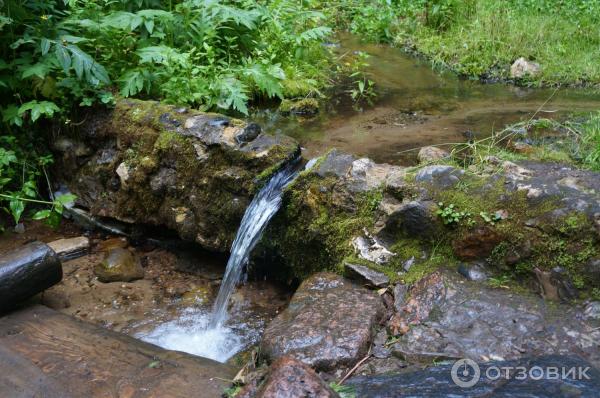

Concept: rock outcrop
[[263, 149, 599, 298], [54, 99, 299, 252]]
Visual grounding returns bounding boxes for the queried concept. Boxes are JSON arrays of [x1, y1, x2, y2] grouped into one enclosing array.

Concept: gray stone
[[510, 57, 541, 79], [260, 273, 385, 371], [316, 149, 355, 178], [377, 200, 439, 239], [345, 262, 389, 288], [415, 165, 464, 188], [393, 283, 408, 312], [457, 262, 488, 281]]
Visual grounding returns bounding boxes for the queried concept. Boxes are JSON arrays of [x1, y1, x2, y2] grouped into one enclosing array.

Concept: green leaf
[[9, 199, 24, 224], [64, 45, 110, 85], [18, 100, 61, 122], [40, 38, 52, 56], [55, 193, 76, 207], [32, 209, 51, 220], [22, 62, 52, 79], [118, 70, 145, 97], [55, 45, 71, 73], [1, 105, 23, 126], [0, 148, 17, 166]]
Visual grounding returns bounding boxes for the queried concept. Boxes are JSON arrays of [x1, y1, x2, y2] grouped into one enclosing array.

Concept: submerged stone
[[94, 248, 144, 283], [260, 273, 385, 371]]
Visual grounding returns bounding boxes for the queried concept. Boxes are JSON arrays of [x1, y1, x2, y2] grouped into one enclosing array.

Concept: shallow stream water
[[254, 34, 600, 165]]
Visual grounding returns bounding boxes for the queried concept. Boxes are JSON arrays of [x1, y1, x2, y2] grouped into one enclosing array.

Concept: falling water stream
[[136, 161, 299, 362], [209, 161, 299, 328]]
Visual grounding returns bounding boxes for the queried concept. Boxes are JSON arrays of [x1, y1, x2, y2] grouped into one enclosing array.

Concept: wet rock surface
[[261, 273, 385, 371], [54, 99, 299, 252], [242, 356, 339, 398], [94, 247, 144, 283], [347, 355, 599, 398], [390, 271, 600, 367], [344, 262, 389, 288]]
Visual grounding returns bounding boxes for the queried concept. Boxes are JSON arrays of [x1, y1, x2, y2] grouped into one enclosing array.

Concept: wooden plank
[[0, 305, 235, 398]]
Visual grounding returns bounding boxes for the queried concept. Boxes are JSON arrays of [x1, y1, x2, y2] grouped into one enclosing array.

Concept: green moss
[[279, 98, 319, 115]]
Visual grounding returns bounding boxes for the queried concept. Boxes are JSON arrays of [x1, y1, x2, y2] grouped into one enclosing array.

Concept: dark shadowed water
[[253, 34, 600, 165]]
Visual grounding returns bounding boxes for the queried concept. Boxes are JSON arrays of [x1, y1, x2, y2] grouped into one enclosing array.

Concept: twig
[[338, 348, 371, 385]]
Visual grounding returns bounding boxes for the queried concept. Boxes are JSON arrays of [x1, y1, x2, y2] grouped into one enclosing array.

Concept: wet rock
[[390, 271, 600, 366], [47, 236, 90, 261], [347, 355, 600, 398], [94, 248, 144, 283], [510, 57, 541, 79], [457, 262, 489, 281], [344, 262, 389, 288], [248, 356, 339, 398], [417, 146, 449, 163], [261, 273, 385, 371], [415, 165, 464, 188], [452, 227, 502, 261]]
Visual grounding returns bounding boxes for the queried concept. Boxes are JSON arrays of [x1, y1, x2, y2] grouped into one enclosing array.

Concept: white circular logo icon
[[451, 358, 481, 388]]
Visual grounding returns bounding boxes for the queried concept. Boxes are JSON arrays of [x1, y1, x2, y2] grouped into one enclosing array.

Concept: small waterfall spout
[[209, 161, 299, 328]]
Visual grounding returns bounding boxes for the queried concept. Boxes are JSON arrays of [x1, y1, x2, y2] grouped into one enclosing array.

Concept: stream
[[254, 34, 600, 165]]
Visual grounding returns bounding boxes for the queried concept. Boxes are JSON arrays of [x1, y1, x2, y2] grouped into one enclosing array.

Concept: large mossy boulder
[[54, 99, 299, 252]]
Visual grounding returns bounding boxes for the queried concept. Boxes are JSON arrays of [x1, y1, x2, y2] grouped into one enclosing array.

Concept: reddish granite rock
[[243, 356, 339, 398], [260, 273, 385, 371]]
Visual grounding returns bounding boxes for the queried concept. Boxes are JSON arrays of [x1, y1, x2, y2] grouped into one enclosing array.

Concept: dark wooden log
[[0, 241, 62, 311], [0, 305, 235, 398]]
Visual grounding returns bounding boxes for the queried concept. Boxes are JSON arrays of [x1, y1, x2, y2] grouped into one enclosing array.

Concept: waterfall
[[209, 161, 299, 328]]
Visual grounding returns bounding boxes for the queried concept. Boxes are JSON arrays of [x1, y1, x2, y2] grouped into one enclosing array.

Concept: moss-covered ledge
[[261, 149, 600, 301], [53, 99, 300, 252]]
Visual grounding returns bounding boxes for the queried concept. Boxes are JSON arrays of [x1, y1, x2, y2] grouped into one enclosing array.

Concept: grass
[[398, 2, 600, 86], [328, 0, 600, 86]]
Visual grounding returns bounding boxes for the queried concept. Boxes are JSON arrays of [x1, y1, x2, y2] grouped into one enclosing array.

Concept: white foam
[[135, 308, 245, 363]]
